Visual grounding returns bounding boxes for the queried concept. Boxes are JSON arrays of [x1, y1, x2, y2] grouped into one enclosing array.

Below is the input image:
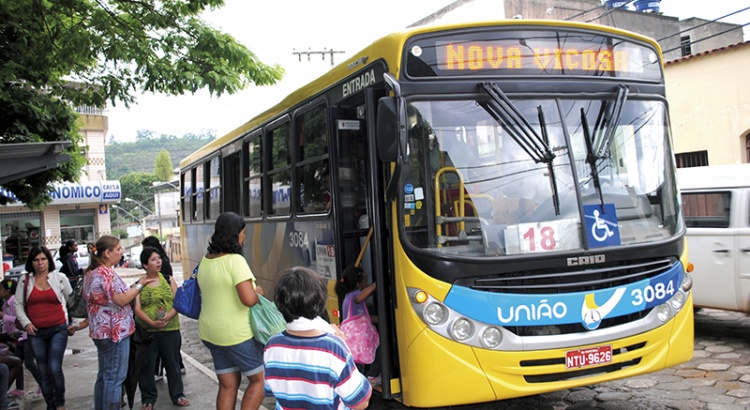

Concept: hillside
[[105, 134, 214, 180]]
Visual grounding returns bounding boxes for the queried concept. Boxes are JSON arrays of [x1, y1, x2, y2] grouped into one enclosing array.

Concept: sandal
[[140, 404, 153, 410], [175, 396, 190, 407]]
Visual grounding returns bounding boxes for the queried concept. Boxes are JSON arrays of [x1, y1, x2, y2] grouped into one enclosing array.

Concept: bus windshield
[[402, 96, 680, 257]]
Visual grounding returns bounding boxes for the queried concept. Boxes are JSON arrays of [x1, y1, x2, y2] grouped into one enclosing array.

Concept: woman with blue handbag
[[198, 212, 265, 410]]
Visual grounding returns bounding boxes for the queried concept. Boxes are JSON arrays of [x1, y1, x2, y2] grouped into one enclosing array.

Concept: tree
[[119, 172, 160, 216], [154, 149, 174, 182], [0, 0, 284, 208]]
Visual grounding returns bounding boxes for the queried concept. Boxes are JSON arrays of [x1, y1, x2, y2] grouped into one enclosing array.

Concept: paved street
[[15, 265, 750, 409]]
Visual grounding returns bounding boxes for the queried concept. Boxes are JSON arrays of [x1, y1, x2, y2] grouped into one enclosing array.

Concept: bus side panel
[[664, 292, 694, 368], [392, 241, 495, 407], [181, 223, 214, 273], [245, 219, 336, 300]]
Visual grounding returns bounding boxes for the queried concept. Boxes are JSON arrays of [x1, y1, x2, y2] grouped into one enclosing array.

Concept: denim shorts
[[202, 338, 264, 376]]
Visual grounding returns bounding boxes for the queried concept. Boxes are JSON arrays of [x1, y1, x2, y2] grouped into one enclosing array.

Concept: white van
[[678, 164, 750, 313]]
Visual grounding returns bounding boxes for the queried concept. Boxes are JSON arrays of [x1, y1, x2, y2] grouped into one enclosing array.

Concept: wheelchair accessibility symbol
[[583, 204, 621, 248]]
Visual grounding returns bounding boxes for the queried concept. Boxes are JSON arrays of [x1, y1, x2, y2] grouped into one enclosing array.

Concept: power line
[[292, 49, 346, 67], [663, 20, 750, 54], [658, 5, 750, 41], [582, 0, 637, 23]]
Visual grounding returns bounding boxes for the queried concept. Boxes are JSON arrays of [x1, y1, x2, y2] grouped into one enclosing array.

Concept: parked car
[[125, 246, 143, 269], [3, 247, 90, 284], [678, 164, 750, 313]]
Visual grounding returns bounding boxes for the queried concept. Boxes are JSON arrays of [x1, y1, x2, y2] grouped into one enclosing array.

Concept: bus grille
[[463, 257, 676, 295]]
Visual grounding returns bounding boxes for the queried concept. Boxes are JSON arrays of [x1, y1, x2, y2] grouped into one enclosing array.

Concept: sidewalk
[[21, 329, 224, 409], [15, 267, 276, 410]]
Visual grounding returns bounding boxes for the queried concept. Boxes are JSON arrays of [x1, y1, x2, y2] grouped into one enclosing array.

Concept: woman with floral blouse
[[84, 235, 156, 410]]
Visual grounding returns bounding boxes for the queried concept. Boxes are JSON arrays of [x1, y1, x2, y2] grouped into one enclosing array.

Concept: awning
[[0, 141, 71, 185]]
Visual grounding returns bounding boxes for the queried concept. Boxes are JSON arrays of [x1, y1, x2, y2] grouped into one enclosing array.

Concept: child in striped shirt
[[263, 267, 372, 410]]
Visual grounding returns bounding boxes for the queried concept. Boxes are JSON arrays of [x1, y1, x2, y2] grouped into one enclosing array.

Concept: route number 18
[[521, 224, 559, 252]]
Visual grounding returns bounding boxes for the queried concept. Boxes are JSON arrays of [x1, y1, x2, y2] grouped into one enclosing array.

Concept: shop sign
[[0, 180, 121, 207]]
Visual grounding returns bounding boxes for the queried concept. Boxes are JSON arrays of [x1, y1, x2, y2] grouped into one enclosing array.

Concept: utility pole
[[292, 48, 346, 67]]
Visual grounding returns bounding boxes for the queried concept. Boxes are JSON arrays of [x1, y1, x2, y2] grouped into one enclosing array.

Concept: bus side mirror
[[377, 97, 399, 162]]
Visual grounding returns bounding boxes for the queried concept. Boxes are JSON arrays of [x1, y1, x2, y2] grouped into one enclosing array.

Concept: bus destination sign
[[438, 42, 631, 73], [405, 29, 662, 81]]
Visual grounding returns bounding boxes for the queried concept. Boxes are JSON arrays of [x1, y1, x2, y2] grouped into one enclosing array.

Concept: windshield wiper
[[581, 108, 605, 209], [538, 107, 560, 215], [479, 82, 556, 164], [479, 82, 560, 215], [581, 85, 630, 210], [594, 84, 629, 159]]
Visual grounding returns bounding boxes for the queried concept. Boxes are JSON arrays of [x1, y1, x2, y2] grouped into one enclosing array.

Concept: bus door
[[329, 107, 371, 278], [330, 93, 399, 398]]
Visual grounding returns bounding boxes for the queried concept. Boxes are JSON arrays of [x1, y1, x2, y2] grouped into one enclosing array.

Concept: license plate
[[565, 345, 612, 369]]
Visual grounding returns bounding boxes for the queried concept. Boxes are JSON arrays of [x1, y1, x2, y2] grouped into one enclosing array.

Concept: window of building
[[680, 35, 692, 56], [1, 212, 42, 266], [675, 151, 708, 168]]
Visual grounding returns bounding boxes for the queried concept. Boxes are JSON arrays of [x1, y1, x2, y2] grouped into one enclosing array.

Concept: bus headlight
[[423, 303, 447, 325], [450, 318, 474, 341], [681, 273, 693, 292], [656, 304, 670, 322], [481, 327, 502, 348], [669, 290, 686, 311]]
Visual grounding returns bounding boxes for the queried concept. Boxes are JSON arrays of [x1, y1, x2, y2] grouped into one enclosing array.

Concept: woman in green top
[[134, 246, 189, 409], [198, 212, 265, 410]]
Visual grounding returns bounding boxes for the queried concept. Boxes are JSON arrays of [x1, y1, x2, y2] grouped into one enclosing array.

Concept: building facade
[[1, 108, 119, 268], [666, 43, 750, 166]]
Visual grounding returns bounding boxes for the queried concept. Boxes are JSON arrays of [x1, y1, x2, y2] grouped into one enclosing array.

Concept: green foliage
[[0, 0, 283, 207], [119, 172, 159, 218], [0, 86, 87, 209], [154, 149, 174, 181], [0, 0, 284, 109], [106, 132, 213, 179]]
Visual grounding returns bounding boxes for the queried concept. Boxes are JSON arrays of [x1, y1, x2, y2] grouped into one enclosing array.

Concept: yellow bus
[[179, 19, 694, 407]]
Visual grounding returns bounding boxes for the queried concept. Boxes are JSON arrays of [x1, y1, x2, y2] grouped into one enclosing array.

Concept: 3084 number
[[631, 280, 675, 305]]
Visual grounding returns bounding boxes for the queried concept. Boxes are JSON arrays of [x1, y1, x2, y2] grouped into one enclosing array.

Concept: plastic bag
[[174, 265, 201, 319], [249, 295, 286, 344]]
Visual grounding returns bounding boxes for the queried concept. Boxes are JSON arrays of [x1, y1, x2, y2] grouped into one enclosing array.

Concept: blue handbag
[[174, 264, 201, 319]]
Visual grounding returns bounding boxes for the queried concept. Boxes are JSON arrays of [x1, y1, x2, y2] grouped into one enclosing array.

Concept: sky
[[105, 0, 750, 143]]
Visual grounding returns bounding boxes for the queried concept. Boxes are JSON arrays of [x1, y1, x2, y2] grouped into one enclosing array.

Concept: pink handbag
[[339, 297, 379, 364]]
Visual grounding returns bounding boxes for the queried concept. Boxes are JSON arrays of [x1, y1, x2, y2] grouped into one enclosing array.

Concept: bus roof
[[677, 164, 750, 190], [179, 19, 661, 169]]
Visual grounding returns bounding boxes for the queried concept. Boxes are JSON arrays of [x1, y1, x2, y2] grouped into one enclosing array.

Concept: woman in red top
[[14, 246, 79, 410]]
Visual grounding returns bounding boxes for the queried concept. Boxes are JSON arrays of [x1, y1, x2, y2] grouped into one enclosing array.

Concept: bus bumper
[[398, 293, 694, 407]]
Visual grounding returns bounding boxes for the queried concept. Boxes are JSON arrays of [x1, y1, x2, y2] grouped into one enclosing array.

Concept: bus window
[[207, 156, 221, 220], [193, 163, 204, 222], [296, 105, 330, 214], [269, 123, 291, 215], [181, 171, 191, 223], [244, 134, 263, 218]]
